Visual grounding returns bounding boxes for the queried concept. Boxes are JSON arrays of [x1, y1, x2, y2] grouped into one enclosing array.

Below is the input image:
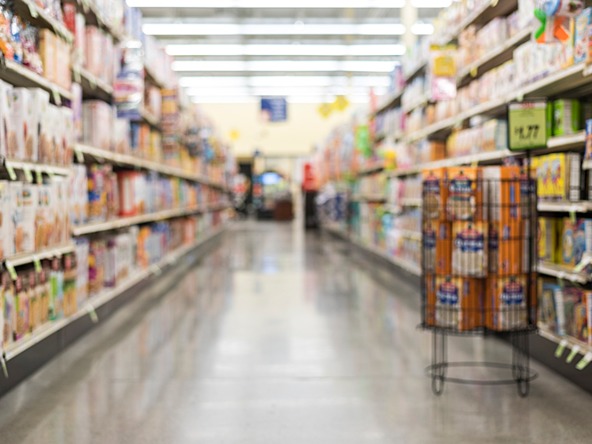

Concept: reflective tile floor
[[1, 222, 592, 443]]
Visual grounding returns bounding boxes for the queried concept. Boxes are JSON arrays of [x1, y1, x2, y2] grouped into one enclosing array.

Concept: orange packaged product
[[482, 166, 522, 225], [435, 276, 483, 331], [486, 275, 528, 331], [423, 219, 452, 275], [488, 221, 522, 275], [422, 168, 447, 221], [452, 221, 488, 277], [446, 167, 483, 221]]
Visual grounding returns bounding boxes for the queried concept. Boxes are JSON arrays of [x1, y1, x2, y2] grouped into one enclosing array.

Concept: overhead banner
[[261, 97, 288, 122]]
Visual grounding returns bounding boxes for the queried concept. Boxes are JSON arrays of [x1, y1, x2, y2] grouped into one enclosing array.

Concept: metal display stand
[[421, 166, 538, 397]]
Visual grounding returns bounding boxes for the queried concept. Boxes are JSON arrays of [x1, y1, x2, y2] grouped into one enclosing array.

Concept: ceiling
[[130, 1, 449, 103]]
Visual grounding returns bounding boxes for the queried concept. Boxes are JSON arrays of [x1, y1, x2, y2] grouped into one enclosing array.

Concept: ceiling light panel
[[411, 23, 435, 35], [166, 44, 406, 57], [143, 23, 406, 36], [179, 76, 391, 88], [129, 0, 405, 8], [172, 60, 397, 72]]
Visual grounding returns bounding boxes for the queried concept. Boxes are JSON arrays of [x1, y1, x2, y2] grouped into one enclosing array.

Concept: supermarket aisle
[[0, 222, 592, 444]]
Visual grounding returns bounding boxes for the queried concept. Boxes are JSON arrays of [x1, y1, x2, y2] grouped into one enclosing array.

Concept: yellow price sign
[[332, 95, 350, 112], [508, 100, 548, 151], [318, 103, 332, 118]]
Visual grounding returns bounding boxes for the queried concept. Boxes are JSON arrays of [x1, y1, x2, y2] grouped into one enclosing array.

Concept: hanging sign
[[260, 97, 287, 122], [508, 100, 548, 151]]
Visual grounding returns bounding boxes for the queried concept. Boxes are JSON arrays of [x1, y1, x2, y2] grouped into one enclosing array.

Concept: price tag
[[33, 257, 42, 273], [36, 168, 43, 184], [52, 88, 61, 106], [89, 76, 97, 90], [6, 164, 16, 180], [27, 1, 39, 18], [491, 0, 499, 6], [576, 352, 592, 370], [570, 208, 577, 224], [508, 100, 548, 151], [5, 263, 16, 280], [86, 304, 99, 323], [75, 148, 84, 163], [23, 166, 32, 183], [470, 66, 478, 78], [0, 353, 7, 378], [73, 66, 81, 84], [555, 339, 568, 358], [567, 345, 581, 363]]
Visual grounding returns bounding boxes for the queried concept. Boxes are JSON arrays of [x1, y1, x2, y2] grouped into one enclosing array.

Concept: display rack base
[[0, 228, 226, 398], [426, 330, 538, 397]]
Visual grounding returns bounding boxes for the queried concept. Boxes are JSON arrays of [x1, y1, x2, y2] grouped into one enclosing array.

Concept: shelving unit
[[0, 59, 72, 103], [5, 244, 76, 268]]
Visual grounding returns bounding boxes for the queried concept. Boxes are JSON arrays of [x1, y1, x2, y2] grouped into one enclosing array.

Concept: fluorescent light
[[184, 86, 381, 96], [190, 95, 371, 104], [172, 60, 397, 72], [129, 0, 404, 8], [166, 44, 406, 57], [411, 0, 452, 7], [411, 23, 435, 35], [180, 76, 391, 88], [143, 23, 405, 36]]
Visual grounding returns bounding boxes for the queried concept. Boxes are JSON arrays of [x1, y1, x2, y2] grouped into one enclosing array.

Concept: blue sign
[[261, 97, 287, 122]]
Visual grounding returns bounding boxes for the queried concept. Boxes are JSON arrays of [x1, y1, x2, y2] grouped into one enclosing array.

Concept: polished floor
[[0, 222, 592, 443]]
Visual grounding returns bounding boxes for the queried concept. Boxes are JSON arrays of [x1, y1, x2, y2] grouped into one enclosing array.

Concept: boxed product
[[35, 184, 50, 249], [538, 217, 557, 263], [486, 275, 528, 331], [534, 153, 581, 201], [14, 276, 29, 341], [557, 218, 592, 268], [37, 268, 50, 327], [573, 294, 590, 343], [38, 99, 52, 164], [10, 88, 31, 161], [435, 276, 482, 331], [2, 273, 15, 346], [89, 239, 106, 295], [452, 221, 488, 277], [0, 181, 13, 259], [104, 237, 116, 288], [56, 37, 72, 91], [28, 270, 40, 333], [423, 219, 452, 274], [75, 238, 89, 305], [0, 80, 12, 158], [482, 166, 522, 223], [553, 99, 581, 136], [446, 167, 483, 221], [39, 29, 57, 84], [49, 257, 64, 320], [422, 168, 447, 220], [63, 254, 77, 317], [88, 165, 107, 222], [574, 8, 592, 64]]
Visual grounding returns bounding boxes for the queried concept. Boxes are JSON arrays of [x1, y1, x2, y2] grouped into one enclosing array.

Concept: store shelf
[[74, 66, 113, 102], [403, 95, 430, 114], [4, 225, 225, 362], [4, 244, 75, 268], [78, 0, 125, 41], [14, 0, 73, 42], [537, 326, 592, 358], [389, 166, 421, 177], [207, 202, 231, 212], [374, 90, 403, 116], [400, 197, 422, 207], [537, 201, 592, 213], [546, 131, 586, 150], [404, 60, 427, 82], [457, 27, 533, 86], [145, 65, 165, 89], [0, 59, 72, 103], [352, 194, 387, 203], [437, 0, 518, 45], [75, 144, 227, 187], [71, 207, 204, 236], [536, 262, 590, 284], [397, 229, 422, 241], [357, 163, 385, 176], [138, 107, 161, 129], [4, 159, 72, 177]]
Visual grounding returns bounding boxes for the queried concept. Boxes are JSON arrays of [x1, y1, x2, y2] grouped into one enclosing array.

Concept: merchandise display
[[0, 0, 235, 375], [317, 0, 592, 379]]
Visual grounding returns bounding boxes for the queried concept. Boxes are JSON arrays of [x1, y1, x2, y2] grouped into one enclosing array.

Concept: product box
[[49, 257, 64, 320], [574, 294, 590, 343], [75, 238, 89, 305], [586, 119, 592, 160], [38, 99, 53, 164], [10, 88, 31, 161], [423, 219, 452, 274], [422, 168, 447, 220], [452, 221, 488, 277], [435, 276, 482, 331], [89, 239, 106, 296], [446, 167, 483, 221], [28, 270, 39, 333], [0, 80, 12, 158], [39, 29, 57, 83], [535, 153, 581, 201], [482, 166, 522, 224], [2, 273, 15, 346], [20, 185, 37, 254], [553, 99, 581, 136], [574, 8, 592, 64], [14, 276, 28, 341], [38, 267, 50, 326], [63, 254, 77, 317], [486, 275, 528, 331], [538, 217, 557, 263], [488, 221, 522, 275], [539, 279, 558, 331], [0, 181, 13, 259], [557, 218, 592, 268]]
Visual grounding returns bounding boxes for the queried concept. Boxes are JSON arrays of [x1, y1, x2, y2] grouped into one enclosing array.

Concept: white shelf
[[456, 27, 533, 84], [145, 65, 165, 89], [74, 66, 113, 101], [397, 229, 422, 241], [1, 59, 72, 102], [5, 244, 75, 268], [4, 226, 226, 362], [78, 0, 126, 42], [357, 163, 385, 176], [374, 90, 403, 116], [72, 207, 204, 236], [546, 131, 586, 150], [404, 61, 427, 82], [75, 144, 227, 187], [389, 166, 421, 177], [538, 326, 592, 359], [352, 194, 387, 203], [536, 262, 590, 284], [403, 95, 430, 114], [139, 107, 161, 129], [400, 197, 422, 207], [5, 159, 71, 177], [537, 201, 592, 213]]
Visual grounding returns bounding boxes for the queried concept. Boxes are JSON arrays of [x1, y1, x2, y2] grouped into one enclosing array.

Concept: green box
[[553, 99, 581, 136]]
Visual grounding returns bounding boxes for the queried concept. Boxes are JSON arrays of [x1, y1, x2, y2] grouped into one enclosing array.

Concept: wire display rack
[[421, 164, 538, 397]]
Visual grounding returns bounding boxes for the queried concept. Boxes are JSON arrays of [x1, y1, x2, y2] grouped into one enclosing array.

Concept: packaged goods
[[538, 218, 557, 263], [553, 99, 581, 136], [452, 221, 488, 277], [435, 276, 482, 331], [447, 167, 483, 221], [557, 218, 592, 267], [63, 254, 77, 317], [422, 168, 447, 220], [38, 268, 50, 326], [14, 276, 28, 340], [0, 80, 12, 158], [49, 257, 64, 320], [534, 153, 581, 201], [539, 280, 560, 332], [574, 8, 592, 63], [75, 238, 89, 304], [28, 271, 39, 333], [2, 274, 15, 346], [88, 239, 105, 295], [486, 275, 528, 331], [0, 181, 13, 259], [39, 29, 57, 83]]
